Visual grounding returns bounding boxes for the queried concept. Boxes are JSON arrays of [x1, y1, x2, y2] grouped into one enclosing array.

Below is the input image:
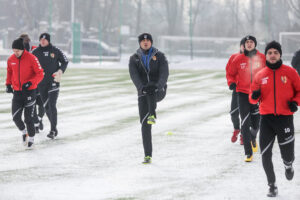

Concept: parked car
[[79, 39, 119, 57]]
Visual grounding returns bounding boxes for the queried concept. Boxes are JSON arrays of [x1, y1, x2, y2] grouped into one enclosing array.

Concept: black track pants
[[238, 92, 260, 156], [12, 90, 36, 137], [38, 82, 59, 132], [230, 89, 240, 130], [138, 89, 166, 157], [33, 89, 45, 125], [260, 115, 295, 184]]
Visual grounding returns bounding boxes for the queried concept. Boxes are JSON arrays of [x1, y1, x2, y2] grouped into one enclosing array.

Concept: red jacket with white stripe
[[225, 52, 241, 86], [6, 50, 44, 91], [250, 64, 300, 115], [227, 50, 266, 94]]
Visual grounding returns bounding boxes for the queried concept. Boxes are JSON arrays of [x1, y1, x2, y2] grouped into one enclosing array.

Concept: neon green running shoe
[[147, 115, 156, 125], [142, 156, 152, 164]]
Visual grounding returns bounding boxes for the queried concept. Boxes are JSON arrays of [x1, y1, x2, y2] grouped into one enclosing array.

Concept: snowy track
[[0, 66, 299, 200]]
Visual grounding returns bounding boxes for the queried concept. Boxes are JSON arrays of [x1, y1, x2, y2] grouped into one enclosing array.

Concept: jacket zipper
[[139, 51, 155, 82], [250, 59, 252, 83], [18, 58, 21, 90], [273, 70, 277, 115]]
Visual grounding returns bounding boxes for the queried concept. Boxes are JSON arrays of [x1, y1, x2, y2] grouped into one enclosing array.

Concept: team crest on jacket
[[50, 53, 55, 58], [240, 63, 246, 69], [281, 76, 287, 84], [152, 56, 157, 61]]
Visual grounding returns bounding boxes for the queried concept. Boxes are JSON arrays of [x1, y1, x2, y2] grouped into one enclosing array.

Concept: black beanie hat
[[244, 35, 257, 47], [39, 33, 51, 42], [138, 33, 153, 44], [265, 40, 282, 56], [12, 38, 24, 50], [240, 37, 246, 46]]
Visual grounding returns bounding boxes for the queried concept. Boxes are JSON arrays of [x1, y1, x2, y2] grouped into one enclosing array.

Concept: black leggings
[[12, 90, 36, 137], [238, 92, 260, 156], [260, 115, 295, 184], [38, 82, 59, 132]]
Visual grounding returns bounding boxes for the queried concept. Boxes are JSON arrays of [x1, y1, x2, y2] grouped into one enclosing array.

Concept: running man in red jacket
[[6, 38, 44, 149], [19, 33, 45, 134], [226, 37, 246, 144], [228, 35, 266, 162], [250, 41, 300, 197]]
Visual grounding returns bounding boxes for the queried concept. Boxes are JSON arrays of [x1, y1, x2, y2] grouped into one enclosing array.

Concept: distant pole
[[189, 0, 193, 60], [119, 0, 123, 58], [99, 23, 102, 64], [48, 0, 52, 34], [264, 0, 269, 42], [71, 0, 74, 55]]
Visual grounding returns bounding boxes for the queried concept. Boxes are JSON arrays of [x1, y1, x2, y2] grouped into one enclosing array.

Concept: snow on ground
[[0, 58, 299, 200]]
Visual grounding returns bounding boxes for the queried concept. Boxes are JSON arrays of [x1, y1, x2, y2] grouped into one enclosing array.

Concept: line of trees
[[0, 0, 299, 47]]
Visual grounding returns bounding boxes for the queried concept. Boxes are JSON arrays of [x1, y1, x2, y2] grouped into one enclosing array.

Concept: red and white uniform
[[6, 50, 44, 91], [250, 64, 300, 115]]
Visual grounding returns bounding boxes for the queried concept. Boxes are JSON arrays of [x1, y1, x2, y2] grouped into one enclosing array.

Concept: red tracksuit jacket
[[6, 50, 44, 91], [226, 52, 241, 86], [250, 64, 300, 115], [227, 50, 266, 94]]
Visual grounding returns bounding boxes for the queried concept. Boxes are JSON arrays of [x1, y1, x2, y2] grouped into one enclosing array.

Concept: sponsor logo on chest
[[240, 63, 246, 69], [261, 77, 269, 85], [43, 51, 49, 56]]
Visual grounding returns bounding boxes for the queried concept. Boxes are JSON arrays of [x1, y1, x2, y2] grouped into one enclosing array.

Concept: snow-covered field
[[0, 58, 299, 200]]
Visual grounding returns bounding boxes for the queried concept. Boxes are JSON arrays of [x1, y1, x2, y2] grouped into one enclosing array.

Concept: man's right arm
[[6, 60, 12, 86], [129, 55, 143, 92], [227, 56, 239, 89]]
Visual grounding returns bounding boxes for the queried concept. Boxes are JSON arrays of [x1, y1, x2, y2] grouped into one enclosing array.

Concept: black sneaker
[[267, 183, 278, 197], [47, 131, 55, 139], [39, 120, 44, 131], [27, 141, 34, 149], [54, 130, 58, 137], [285, 165, 294, 181]]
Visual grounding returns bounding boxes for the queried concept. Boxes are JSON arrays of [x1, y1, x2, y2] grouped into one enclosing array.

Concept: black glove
[[229, 83, 236, 90], [6, 85, 13, 93], [288, 101, 298, 112], [251, 89, 261, 100], [22, 81, 32, 91], [142, 82, 158, 95]]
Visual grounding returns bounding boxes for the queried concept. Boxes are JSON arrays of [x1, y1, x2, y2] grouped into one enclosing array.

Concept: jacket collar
[[136, 46, 158, 58]]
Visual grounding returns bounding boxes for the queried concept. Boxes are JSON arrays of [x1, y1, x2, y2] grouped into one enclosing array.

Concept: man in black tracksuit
[[129, 33, 169, 164], [291, 49, 300, 75], [32, 33, 68, 139]]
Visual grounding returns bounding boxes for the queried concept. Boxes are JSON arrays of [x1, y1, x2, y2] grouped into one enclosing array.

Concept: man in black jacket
[[129, 33, 169, 164], [32, 33, 68, 139], [291, 49, 300, 75]]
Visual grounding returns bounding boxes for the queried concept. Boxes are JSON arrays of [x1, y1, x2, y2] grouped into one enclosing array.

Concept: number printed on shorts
[[284, 128, 291, 133]]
